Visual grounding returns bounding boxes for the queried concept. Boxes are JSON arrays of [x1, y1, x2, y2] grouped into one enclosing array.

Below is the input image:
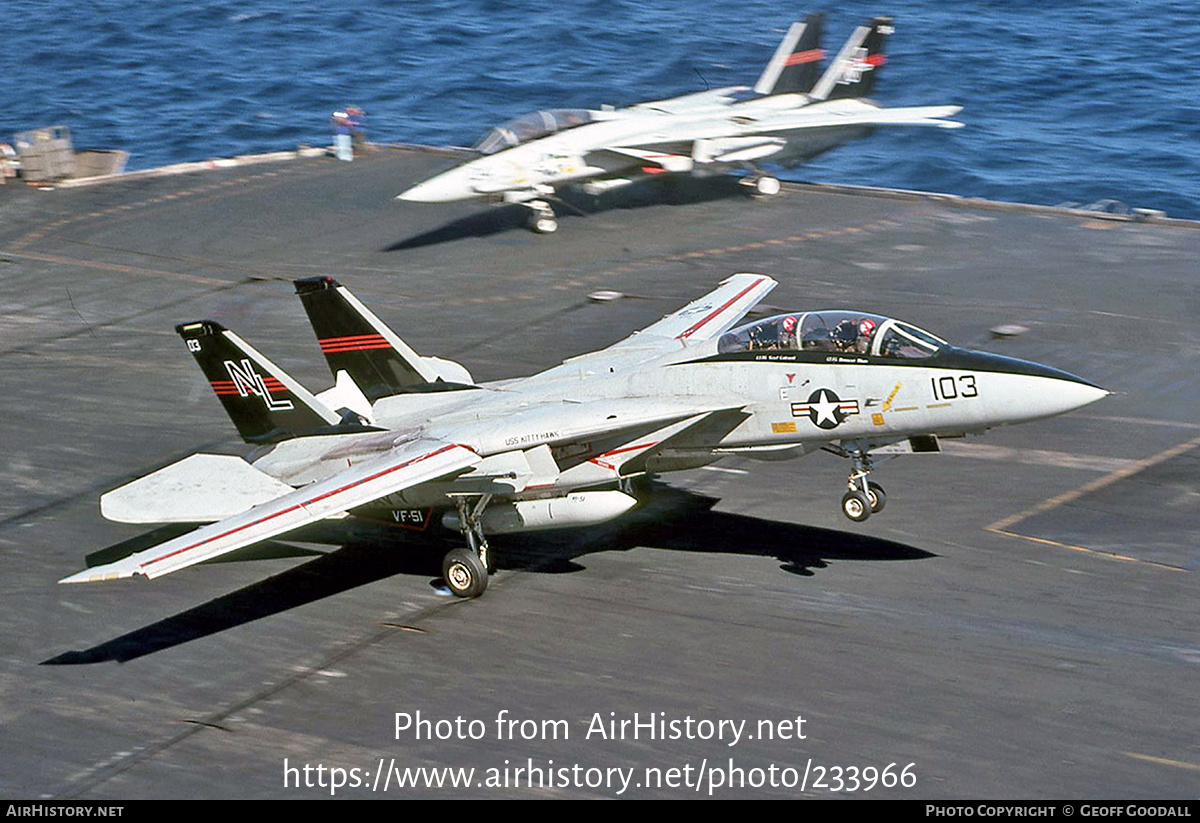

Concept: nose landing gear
[[739, 165, 782, 197], [833, 449, 887, 522], [523, 200, 558, 234], [745, 174, 782, 196]]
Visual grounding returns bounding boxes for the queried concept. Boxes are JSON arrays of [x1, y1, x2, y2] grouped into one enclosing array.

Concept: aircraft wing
[[608, 273, 777, 349], [747, 102, 964, 134], [608, 103, 961, 170], [60, 438, 480, 584], [537, 274, 775, 378]]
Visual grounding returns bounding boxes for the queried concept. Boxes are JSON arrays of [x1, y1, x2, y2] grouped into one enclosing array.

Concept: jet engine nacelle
[[441, 490, 637, 534]]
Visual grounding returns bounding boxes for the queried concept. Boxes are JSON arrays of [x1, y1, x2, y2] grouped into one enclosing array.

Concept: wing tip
[[58, 569, 133, 585], [723, 271, 775, 285]]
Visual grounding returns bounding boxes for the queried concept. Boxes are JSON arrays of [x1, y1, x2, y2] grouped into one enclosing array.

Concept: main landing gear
[[442, 495, 494, 598], [523, 200, 558, 234], [442, 549, 487, 599], [834, 450, 887, 523], [739, 173, 782, 197]]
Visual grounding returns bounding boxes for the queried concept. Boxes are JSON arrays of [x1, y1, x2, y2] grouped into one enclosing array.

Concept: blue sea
[[4, 1, 1198, 219]]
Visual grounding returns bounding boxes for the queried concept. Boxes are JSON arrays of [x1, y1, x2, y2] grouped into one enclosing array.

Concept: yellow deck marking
[[986, 435, 1200, 572], [989, 531, 1187, 572], [1124, 752, 1200, 773]]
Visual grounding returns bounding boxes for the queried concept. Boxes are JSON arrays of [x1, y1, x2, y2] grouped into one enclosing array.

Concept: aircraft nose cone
[[397, 164, 481, 203], [997, 372, 1108, 424], [396, 177, 455, 203], [951, 349, 1108, 422], [1055, 380, 1109, 413], [1002, 372, 1110, 423]]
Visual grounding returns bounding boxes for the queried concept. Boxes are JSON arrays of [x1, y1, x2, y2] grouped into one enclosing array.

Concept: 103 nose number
[[931, 374, 978, 401]]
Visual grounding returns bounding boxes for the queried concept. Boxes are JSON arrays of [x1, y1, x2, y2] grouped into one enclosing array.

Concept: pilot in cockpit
[[832, 317, 877, 353], [780, 315, 799, 349], [855, 317, 877, 353]]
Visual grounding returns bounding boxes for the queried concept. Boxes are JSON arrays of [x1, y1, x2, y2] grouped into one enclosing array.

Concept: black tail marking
[[177, 320, 340, 444]]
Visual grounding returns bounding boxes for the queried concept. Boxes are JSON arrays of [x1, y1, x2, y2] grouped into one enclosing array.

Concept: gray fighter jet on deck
[[62, 274, 1105, 599], [398, 15, 962, 233]]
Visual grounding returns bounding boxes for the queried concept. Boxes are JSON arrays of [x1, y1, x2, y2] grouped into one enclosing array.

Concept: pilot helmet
[[858, 317, 877, 337]]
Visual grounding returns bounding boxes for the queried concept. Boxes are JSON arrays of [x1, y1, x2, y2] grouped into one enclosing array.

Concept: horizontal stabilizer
[[101, 454, 295, 524]]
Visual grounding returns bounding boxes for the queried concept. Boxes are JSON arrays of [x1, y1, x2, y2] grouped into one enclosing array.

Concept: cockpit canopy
[[473, 109, 597, 155], [717, 311, 948, 358]]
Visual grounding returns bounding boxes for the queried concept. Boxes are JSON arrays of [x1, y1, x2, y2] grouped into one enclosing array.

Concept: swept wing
[[738, 101, 964, 133], [60, 438, 479, 583], [530, 274, 776, 381], [608, 272, 777, 348]]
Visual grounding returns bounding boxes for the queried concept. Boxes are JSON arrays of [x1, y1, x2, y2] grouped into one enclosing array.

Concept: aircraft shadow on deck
[[43, 484, 931, 665], [384, 175, 754, 251]]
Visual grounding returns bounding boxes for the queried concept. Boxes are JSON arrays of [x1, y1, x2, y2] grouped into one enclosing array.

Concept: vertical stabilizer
[[177, 320, 341, 444], [295, 277, 473, 401], [754, 13, 825, 96], [809, 16, 893, 101]]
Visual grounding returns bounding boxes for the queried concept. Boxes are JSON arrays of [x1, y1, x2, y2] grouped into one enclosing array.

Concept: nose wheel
[[740, 174, 782, 197], [865, 481, 886, 513], [523, 200, 558, 234], [754, 175, 782, 196], [838, 452, 887, 522], [841, 489, 872, 522]]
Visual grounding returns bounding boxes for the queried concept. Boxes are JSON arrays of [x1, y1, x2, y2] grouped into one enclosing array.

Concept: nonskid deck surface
[[1, 146, 1198, 798]]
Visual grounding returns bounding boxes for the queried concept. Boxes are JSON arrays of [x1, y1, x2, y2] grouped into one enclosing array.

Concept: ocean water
[[3, 1, 1198, 218]]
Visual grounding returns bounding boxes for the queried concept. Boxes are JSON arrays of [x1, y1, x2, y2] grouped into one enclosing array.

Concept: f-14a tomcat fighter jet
[[61, 274, 1105, 598], [397, 14, 963, 233]]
